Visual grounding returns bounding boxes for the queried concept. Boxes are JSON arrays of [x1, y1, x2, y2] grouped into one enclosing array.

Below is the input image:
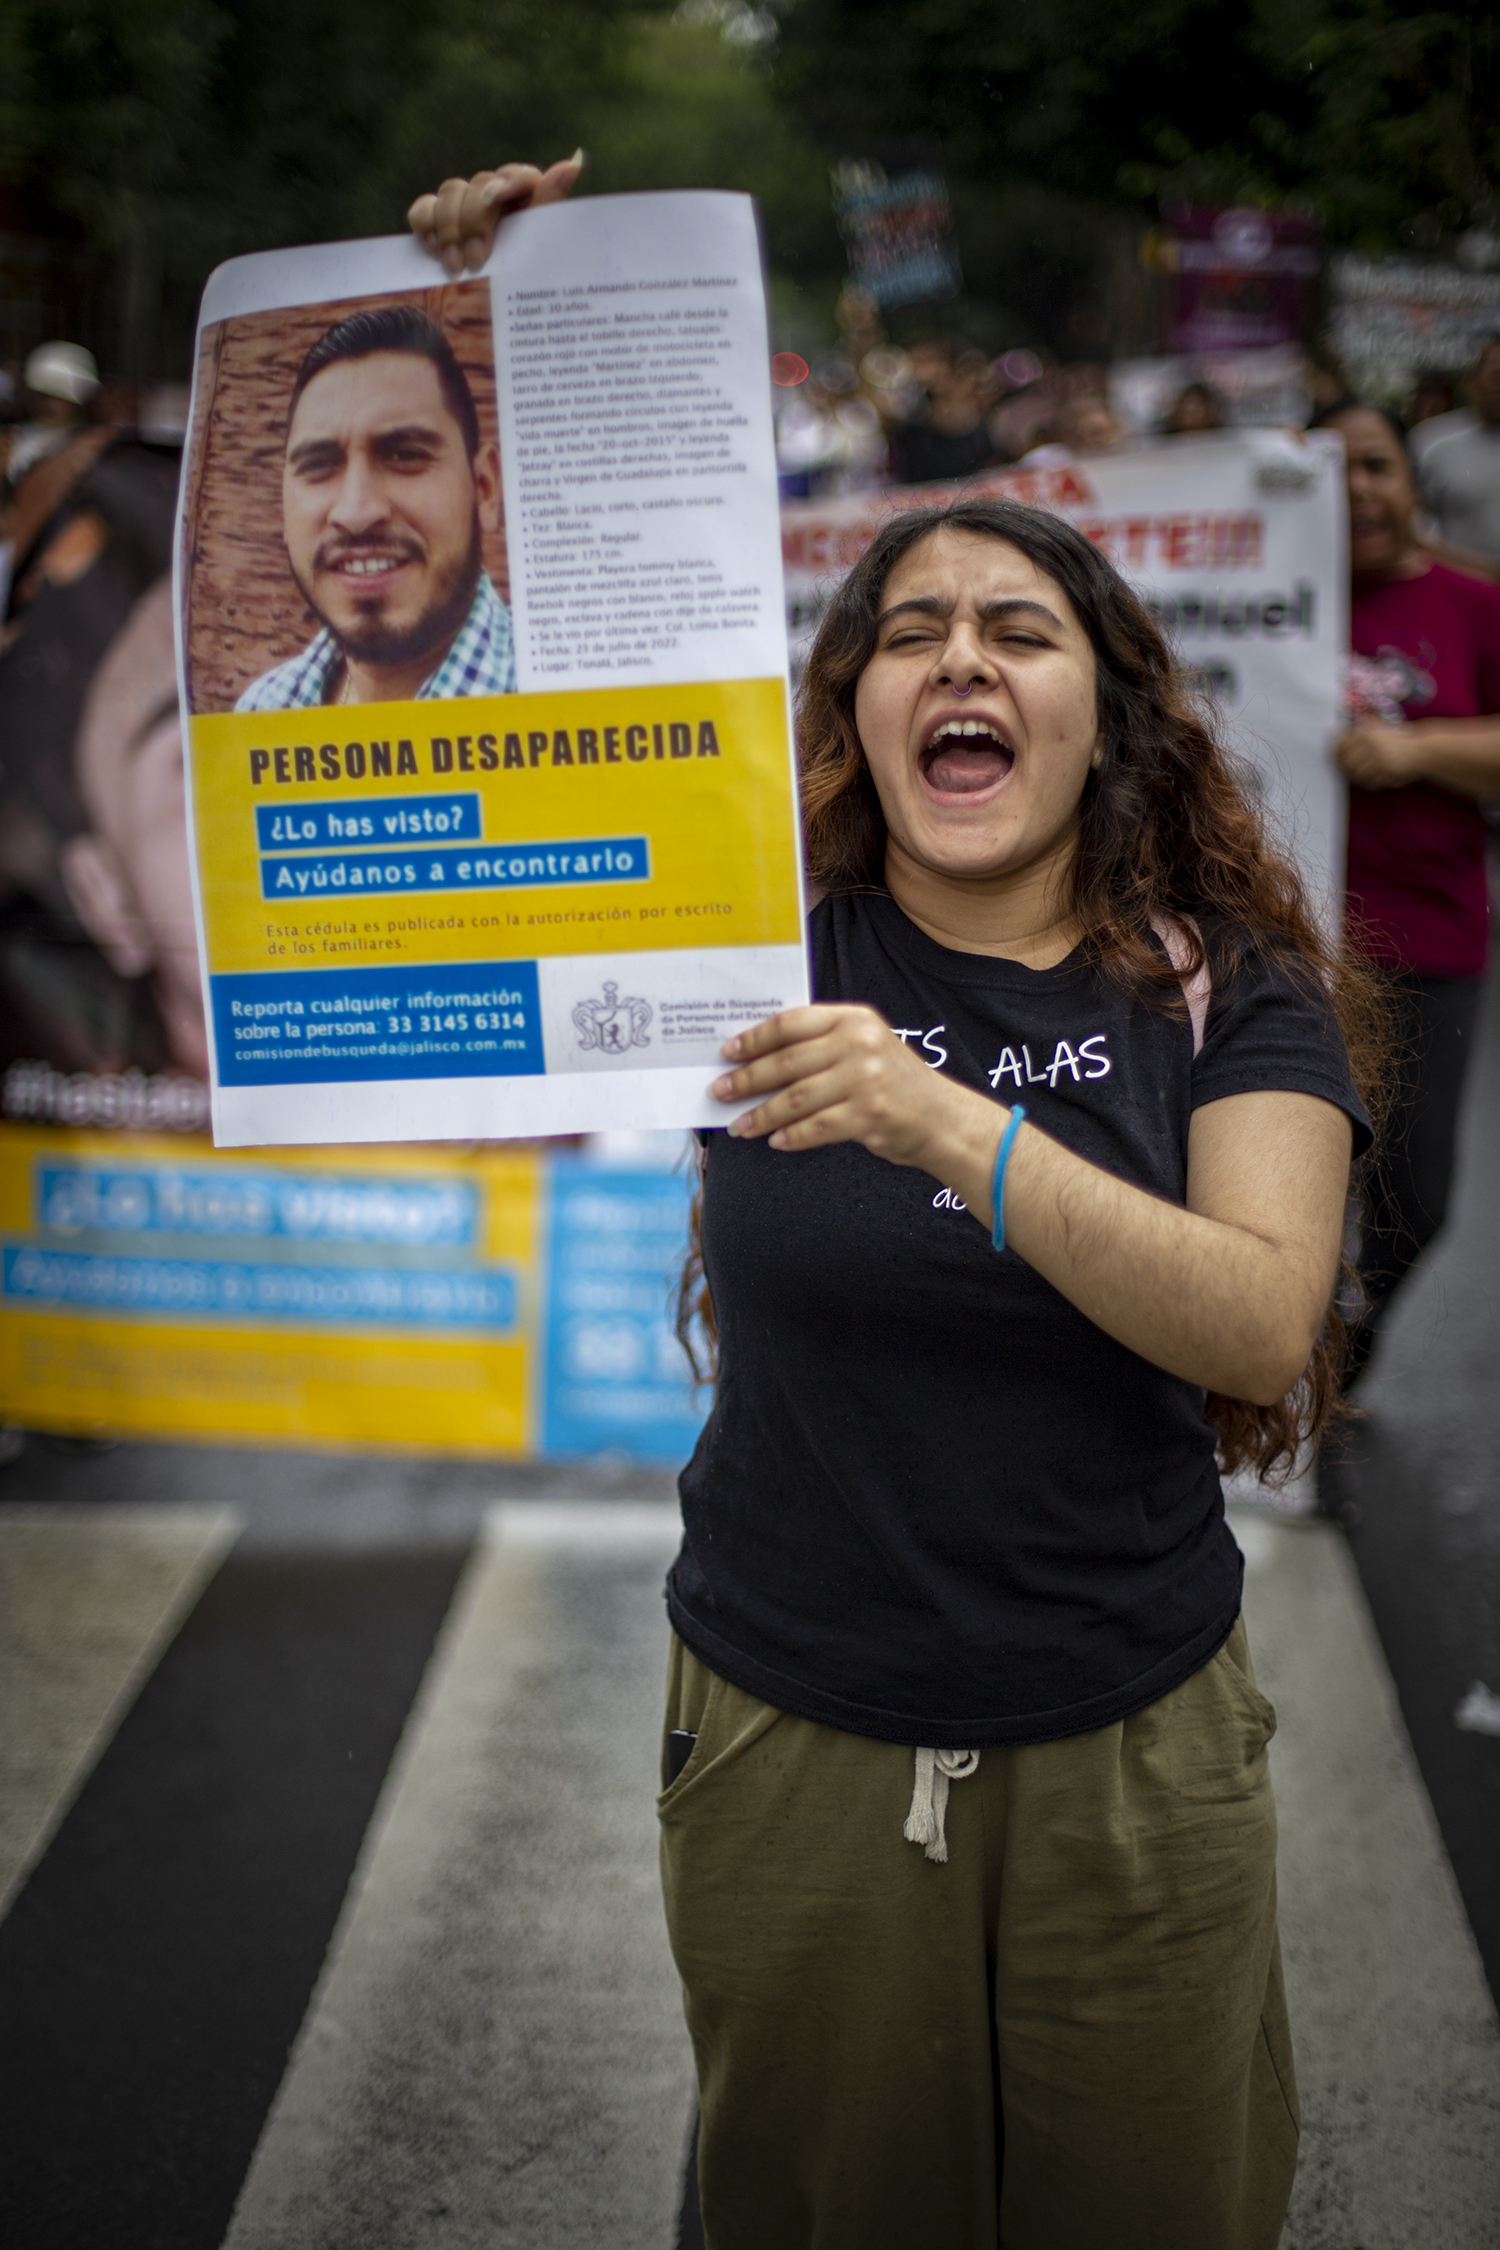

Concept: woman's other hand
[[408, 153, 584, 277], [1334, 720, 1419, 790], [1338, 715, 1500, 799]]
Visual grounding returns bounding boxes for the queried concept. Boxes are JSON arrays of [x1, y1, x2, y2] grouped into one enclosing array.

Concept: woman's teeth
[[927, 719, 1002, 743]]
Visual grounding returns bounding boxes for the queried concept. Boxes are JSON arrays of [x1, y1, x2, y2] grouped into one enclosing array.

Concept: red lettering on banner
[[781, 467, 1105, 579], [1163, 517, 1199, 567], [1077, 513, 1263, 571], [781, 523, 881, 571]]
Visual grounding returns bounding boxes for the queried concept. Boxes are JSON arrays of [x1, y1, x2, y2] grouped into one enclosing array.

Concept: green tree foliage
[[770, 0, 1500, 250], [579, 5, 839, 287], [0, 0, 666, 366], [575, 3, 844, 341], [0, 0, 844, 368]]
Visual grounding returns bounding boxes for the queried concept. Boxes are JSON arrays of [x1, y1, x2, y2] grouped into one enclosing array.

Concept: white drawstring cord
[[903, 1746, 981, 1862]]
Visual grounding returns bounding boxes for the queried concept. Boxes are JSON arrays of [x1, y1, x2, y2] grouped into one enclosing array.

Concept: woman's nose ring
[[951, 681, 974, 697]]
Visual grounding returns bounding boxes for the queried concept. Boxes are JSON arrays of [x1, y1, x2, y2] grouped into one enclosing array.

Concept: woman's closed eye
[[884, 628, 1050, 654]]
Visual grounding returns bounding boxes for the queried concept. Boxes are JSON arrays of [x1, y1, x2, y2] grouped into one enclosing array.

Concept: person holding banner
[[1318, 401, 1500, 1396], [414, 171, 1377, 2250]]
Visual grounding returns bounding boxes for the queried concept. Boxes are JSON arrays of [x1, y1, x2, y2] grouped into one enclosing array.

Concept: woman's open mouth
[[918, 718, 1016, 799]]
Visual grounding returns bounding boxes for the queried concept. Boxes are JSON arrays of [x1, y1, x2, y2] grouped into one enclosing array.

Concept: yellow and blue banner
[[0, 1124, 705, 1462]]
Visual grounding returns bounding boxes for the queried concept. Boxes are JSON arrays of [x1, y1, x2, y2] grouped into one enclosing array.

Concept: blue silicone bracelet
[[990, 1105, 1027, 1253]]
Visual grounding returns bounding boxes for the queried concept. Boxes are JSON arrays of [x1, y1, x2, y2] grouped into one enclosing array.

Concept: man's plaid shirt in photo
[[234, 572, 516, 710]]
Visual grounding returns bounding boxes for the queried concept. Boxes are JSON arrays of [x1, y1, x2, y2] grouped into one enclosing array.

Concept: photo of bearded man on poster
[[235, 304, 513, 712]]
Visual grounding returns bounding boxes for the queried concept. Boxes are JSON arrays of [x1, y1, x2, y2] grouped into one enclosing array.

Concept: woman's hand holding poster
[[176, 192, 806, 1147]]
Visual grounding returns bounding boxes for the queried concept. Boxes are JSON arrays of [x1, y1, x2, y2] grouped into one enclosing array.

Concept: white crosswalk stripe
[[0, 1503, 239, 1917], [223, 1503, 694, 2250]]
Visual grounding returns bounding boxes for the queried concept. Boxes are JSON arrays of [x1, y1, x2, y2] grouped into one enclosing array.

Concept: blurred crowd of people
[[774, 286, 1500, 602], [771, 312, 1133, 500], [772, 283, 1233, 500]]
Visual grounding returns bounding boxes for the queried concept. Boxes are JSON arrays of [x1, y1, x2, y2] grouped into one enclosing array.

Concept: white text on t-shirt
[[988, 1036, 1111, 1089]]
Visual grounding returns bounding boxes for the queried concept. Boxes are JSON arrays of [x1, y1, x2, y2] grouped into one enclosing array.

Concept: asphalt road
[[1330, 964, 1500, 1999]]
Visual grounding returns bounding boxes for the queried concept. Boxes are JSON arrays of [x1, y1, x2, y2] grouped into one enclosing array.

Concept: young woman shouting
[[413, 169, 1376, 2250]]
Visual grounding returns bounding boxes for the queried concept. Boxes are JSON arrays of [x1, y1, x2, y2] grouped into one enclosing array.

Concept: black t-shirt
[[667, 893, 1371, 1749]]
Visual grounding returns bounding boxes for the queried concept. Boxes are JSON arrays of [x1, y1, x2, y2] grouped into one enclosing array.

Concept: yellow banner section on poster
[[0, 1128, 539, 1454], [187, 675, 800, 977]]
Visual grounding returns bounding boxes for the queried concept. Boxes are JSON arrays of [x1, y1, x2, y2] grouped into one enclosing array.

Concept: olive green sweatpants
[[658, 1620, 1298, 2250]]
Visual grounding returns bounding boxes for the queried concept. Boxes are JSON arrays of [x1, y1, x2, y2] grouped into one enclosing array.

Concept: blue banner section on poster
[[256, 794, 483, 851], [542, 1162, 708, 1463], [257, 835, 650, 903], [210, 961, 543, 1086]]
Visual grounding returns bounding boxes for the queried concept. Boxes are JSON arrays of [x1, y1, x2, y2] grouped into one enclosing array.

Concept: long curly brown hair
[[680, 497, 1386, 1479]]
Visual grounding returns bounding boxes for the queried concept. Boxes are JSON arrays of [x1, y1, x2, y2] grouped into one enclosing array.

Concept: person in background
[[1162, 379, 1225, 436], [1061, 393, 1125, 450], [1417, 337, 1500, 564], [775, 361, 887, 499], [1405, 370, 1461, 463], [883, 336, 998, 486], [1021, 391, 1126, 465], [1, 342, 114, 636], [985, 363, 1055, 463], [833, 284, 884, 369], [954, 343, 1000, 419], [1315, 400, 1500, 1428], [3, 343, 101, 495]]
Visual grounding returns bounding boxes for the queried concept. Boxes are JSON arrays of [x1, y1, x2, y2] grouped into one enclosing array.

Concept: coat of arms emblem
[[572, 981, 653, 1055]]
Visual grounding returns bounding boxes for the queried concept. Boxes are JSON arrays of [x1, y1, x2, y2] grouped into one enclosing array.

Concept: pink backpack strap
[[1148, 913, 1211, 1058]]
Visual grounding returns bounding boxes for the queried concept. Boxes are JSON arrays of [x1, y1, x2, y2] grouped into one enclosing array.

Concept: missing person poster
[[176, 192, 806, 1148], [781, 432, 1349, 908]]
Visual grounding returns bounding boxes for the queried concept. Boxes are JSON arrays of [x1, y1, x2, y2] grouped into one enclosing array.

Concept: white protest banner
[[782, 432, 1349, 908], [176, 192, 806, 1148]]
